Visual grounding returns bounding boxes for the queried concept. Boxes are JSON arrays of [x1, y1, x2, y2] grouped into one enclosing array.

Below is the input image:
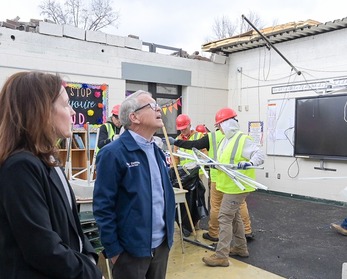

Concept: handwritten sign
[[64, 82, 108, 129]]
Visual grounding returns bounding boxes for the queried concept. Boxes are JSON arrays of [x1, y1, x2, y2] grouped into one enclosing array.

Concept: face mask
[[220, 118, 240, 139]]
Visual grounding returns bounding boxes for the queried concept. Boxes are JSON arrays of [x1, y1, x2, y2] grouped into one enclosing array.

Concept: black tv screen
[[294, 93, 347, 160]]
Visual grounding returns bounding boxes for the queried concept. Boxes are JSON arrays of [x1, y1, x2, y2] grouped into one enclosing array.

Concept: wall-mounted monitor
[[294, 93, 347, 160]]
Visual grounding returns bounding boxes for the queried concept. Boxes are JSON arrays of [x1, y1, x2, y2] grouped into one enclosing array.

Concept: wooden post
[[162, 125, 197, 239]]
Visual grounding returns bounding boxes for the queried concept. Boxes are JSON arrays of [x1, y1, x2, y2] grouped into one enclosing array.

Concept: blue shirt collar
[[128, 130, 155, 146]]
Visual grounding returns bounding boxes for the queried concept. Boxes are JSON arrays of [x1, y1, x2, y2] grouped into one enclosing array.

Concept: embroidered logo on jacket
[[126, 161, 140, 168]]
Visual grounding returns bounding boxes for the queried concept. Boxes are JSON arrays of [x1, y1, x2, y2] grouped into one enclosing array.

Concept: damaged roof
[[202, 17, 347, 55]]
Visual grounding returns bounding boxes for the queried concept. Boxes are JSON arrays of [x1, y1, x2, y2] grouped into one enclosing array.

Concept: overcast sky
[[1, 0, 346, 53]]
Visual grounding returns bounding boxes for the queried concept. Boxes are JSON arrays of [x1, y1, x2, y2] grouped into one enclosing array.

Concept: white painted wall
[[0, 26, 228, 130], [228, 28, 347, 202], [3, 24, 347, 202]]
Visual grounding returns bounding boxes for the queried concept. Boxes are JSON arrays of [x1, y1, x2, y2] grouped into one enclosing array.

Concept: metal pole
[[90, 127, 100, 180], [242, 14, 301, 76], [86, 122, 90, 186]]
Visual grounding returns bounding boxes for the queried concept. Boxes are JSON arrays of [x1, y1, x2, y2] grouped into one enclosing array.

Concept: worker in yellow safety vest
[[172, 114, 207, 167], [202, 107, 264, 267], [172, 114, 208, 235], [169, 111, 255, 242], [96, 104, 122, 154]]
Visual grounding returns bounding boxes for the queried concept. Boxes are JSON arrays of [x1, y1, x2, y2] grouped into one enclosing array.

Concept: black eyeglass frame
[[134, 103, 159, 112]]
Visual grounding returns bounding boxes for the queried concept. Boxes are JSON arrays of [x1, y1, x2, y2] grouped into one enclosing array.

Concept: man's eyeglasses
[[134, 103, 160, 112]]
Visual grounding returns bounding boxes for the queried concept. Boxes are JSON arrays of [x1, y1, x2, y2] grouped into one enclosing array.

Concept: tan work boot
[[229, 247, 249, 258], [202, 254, 229, 267], [331, 223, 347, 236]]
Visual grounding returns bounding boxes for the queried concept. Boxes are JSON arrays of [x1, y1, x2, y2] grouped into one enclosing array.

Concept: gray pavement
[[198, 190, 347, 279]]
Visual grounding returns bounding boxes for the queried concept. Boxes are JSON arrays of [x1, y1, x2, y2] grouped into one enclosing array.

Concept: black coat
[[0, 151, 102, 279]]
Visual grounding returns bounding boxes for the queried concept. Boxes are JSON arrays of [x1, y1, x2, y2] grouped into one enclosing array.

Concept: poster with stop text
[[64, 82, 108, 130]]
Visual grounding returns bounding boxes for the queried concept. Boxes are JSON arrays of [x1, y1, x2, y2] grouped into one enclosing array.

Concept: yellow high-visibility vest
[[208, 130, 224, 183], [95, 123, 115, 155], [216, 131, 255, 194]]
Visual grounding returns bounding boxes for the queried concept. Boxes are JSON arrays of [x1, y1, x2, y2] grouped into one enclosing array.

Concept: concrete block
[[106, 34, 125, 47], [342, 262, 347, 279], [38, 21, 63, 37], [63, 24, 85, 40], [85, 30, 106, 44], [210, 53, 227, 64], [124, 36, 142, 50]]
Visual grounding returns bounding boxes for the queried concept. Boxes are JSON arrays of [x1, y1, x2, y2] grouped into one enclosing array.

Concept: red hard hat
[[196, 124, 207, 134], [176, 114, 191, 130], [111, 104, 120, 116], [215, 108, 237, 125]]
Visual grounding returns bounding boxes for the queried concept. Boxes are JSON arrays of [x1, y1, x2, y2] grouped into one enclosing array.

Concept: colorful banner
[[161, 97, 182, 115], [64, 82, 108, 130]]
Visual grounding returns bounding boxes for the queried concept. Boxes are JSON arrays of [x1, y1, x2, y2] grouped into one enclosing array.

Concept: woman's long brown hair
[[0, 71, 63, 166]]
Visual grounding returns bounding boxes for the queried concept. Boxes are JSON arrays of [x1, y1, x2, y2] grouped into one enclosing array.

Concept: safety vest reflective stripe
[[228, 133, 243, 165], [105, 123, 116, 138], [208, 130, 224, 183], [208, 130, 224, 161], [210, 132, 217, 160], [95, 123, 115, 155], [216, 132, 255, 194]]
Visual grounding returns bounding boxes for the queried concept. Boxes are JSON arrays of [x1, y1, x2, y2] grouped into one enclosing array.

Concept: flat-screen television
[[294, 93, 347, 160]]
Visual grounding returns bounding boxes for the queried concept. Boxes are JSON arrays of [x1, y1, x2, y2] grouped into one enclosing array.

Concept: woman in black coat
[[0, 71, 103, 279]]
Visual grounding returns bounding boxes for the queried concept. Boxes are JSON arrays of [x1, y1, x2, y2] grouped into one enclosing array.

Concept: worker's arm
[[242, 137, 265, 166], [174, 135, 210, 151]]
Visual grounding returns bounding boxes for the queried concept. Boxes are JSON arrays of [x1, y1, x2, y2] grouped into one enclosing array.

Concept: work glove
[[237, 161, 253, 169], [162, 136, 176, 145], [207, 160, 216, 169]]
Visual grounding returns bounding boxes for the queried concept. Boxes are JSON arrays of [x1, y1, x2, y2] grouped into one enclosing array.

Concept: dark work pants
[[112, 240, 169, 279]]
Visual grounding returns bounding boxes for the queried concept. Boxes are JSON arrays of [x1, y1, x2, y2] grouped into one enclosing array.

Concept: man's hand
[[237, 161, 252, 169], [110, 255, 120, 264]]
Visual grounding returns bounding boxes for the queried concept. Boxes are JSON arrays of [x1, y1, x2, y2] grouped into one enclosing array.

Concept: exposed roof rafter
[[202, 17, 347, 55]]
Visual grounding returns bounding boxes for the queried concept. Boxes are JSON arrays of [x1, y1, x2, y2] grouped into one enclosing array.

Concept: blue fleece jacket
[[93, 130, 175, 259]]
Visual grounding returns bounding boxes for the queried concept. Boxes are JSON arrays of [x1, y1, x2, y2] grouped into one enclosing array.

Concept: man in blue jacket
[[93, 90, 175, 279]]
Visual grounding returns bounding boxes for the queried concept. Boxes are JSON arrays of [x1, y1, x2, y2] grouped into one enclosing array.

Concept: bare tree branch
[[39, 0, 66, 24], [239, 11, 264, 34], [64, 0, 81, 26], [211, 11, 265, 41], [88, 0, 119, 31], [212, 15, 237, 40], [39, 0, 119, 31]]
